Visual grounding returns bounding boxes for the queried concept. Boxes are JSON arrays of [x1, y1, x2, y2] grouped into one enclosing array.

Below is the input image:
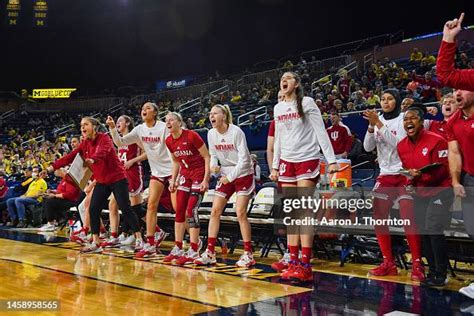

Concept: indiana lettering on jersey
[[215, 143, 235, 151], [173, 149, 193, 157], [276, 111, 301, 122], [141, 136, 161, 143]]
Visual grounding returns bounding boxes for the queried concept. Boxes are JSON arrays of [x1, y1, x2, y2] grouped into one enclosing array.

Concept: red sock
[[373, 197, 393, 262], [155, 225, 161, 233], [208, 237, 217, 253], [83, 227, 90, 234], [243, 241, 252, 253], [100, 226, 106, 234], [399, 199, 422, 262], [191, 242, 199, 252], [301, 247, 312, 264], [176, 241, 183, 249], [147, 235, 155, 245], [111, 232, 118, 238], [289, 245, 299, 262]]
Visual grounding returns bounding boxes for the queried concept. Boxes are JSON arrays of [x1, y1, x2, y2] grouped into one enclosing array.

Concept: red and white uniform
[[428, 120, 448, 140], [165, 129, 206, 193], [326, 123, 353, 156], [118, 144, 143, 196], [446, 109, 474, 175], [397, 130, 451, 197], [363, 113, 410, 200], [208, 124, 254, 199], [273, 96, 336, 183], [110, 121, 172, 182]]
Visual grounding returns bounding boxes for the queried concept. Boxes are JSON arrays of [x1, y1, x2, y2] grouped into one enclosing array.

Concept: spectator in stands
[[186, 118, 194, 130], [401, 97, 415, 112], [366, 90, 380, 108], [410, 48, 423, 63], [14, 167, 35, 195], [348, 132, 363, 162], [346, 102, 356, 112], [39, 168, 81, 232], [456, 53, 471, 69], [333, 99, 345, 113], [398, 105, 452, 287], [337, 71, 351, 101], [459, 39, 473, 54], [0, 171, 8, 202], [249, 114, 262, 135], [421, 51, 436, 65], [352, 91, 367, 110], [412, 71, 441, 103], [6, 169, 48, 228], [230, 91, 242, 104], [326, 113, 352, 159]]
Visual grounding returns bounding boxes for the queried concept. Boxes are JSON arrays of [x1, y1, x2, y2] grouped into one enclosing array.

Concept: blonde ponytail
[[215, 104, 233, 125]]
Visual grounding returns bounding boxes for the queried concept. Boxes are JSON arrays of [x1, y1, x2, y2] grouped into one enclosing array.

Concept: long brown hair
[[284, 71, 305, 120], [118, 115, 135, 131]]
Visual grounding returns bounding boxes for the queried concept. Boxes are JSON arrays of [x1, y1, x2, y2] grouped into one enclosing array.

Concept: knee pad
[[186, 192, 202, 228]]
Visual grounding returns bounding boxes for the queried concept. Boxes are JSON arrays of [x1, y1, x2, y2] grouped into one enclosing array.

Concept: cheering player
[[270, 71, 337, 281], [101, 115, 147, 248], [194, 104, 256, 268], [398, 105, 452, 286], [164, 112, 210, 265], [107, 102, 172, 258], [428, 93, 458, 140], [363, 89, 424, 281], [49, 117, 142, 254]]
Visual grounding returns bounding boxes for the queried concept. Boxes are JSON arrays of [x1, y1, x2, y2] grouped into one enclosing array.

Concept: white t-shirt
[[273, 96, 336, 169], [110, 121, 172, 178], [363, 113, 405, 175], [207, 124, 253, 182]]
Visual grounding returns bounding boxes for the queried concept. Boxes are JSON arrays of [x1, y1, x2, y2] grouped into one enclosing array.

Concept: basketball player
[[363, 89, 424, 281], [270, 71, 337, 282], [101, 115, 147, 248], [194, 104, 256, 268], [49, 116, 142, 254], [164, 112, 210, 265], [107, 102, 173, 258]]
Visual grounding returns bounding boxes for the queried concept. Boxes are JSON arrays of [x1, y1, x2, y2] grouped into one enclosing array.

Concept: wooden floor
[[0, 238, 309, 315]]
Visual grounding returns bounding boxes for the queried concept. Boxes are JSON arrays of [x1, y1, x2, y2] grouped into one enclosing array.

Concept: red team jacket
[[56, 176, 82, 202], [397, 129, 451, 197], [326, 123, 353, 155], [428, 120, 448, 140], [53, 132, 126, 185], [437, 40, 474, 89]]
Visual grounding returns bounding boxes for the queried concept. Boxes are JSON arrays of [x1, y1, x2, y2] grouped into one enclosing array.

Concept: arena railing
[[237, 106, 267, 126], [20, 134, 45, 148], [179, 98, 201, 115], [0, 109, 15, 122], [311, 60, 358, 94]]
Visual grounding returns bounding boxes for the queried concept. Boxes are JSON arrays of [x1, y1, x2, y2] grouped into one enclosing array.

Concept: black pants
[[461, 173, 474, 239], [414, 188, 453, 278], [43, 198, 77, 222], [89, 179, 140, 235]]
